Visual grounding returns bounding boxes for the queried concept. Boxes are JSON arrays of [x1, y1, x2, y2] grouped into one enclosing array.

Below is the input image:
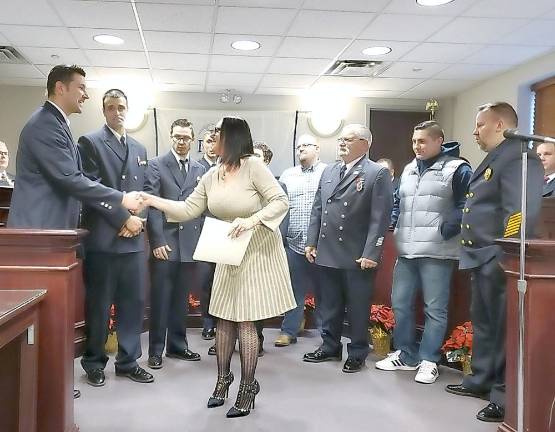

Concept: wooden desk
[[0, 289, 46, 432]]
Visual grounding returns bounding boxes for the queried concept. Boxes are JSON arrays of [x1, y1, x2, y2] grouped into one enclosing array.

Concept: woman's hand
[[228, 217, 257, 238]]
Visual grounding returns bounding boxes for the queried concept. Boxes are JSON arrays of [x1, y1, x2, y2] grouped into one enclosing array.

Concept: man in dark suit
[[376, 157, 399, 192], [0, 141, 14, 187], [78, 89, 152, 386], [445, 102, 543, 423], [303, 123, 393, 373], [7, 65, 141, 230], [144, 118, 204, 369], [537, 142, 555, 197]]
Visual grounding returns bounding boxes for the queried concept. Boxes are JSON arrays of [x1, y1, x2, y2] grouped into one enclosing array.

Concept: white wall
[[451, 50, 555, 168]]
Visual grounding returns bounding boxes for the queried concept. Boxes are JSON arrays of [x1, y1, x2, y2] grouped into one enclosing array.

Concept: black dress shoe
[[148, 355, 163, 369], [73, 389, 81, 399], [86, 369, 106, 387], [477, 403, 505, 422], [166, 349, 201, 361], [202, 328, 216, 340], [303, 348, 342, 363], [115, 366, 154, 383], [445, 384, 489, 400], [208, 345, 216, 356], [342, 358, 364, 373]]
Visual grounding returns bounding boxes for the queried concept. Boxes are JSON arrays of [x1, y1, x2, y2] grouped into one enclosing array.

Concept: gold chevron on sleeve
[[504, 212, 522, 237]]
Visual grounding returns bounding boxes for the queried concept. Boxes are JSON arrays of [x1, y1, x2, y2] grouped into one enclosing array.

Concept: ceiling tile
[[219, 0, 302, 7], [54, 1, 137, 30], [461, 45, 553, 65], [155, 83, 205, 93], [359, 14, 452, 41], [384, 0, 481, 16], [258, 74, 316, 88], [137, 4, 214, 32], [0, 25, 78, 48], [341, 40, 418, 61], [497, 21, 555, 46], [215, 7, 297, 35], [152, 70, 206, 85], [277, 37, 350, 59], [0, 78, 47, 87], [288, 10, 375, 38], [85, 50, 148, 68], [35, 65, 103, 81], [401, 43, 483, 63], [434, 63, 511, 80], [130, 0, 214, 3], [0, 64, 45, 79], [462, 0, 555, 18], [401, 79, 477, 98], [255, 87, 304, 95], [209, 55, 272, 73], [0, 32, 9, 45], [205, 84, 257, 93], [17, 47, 90, 66], [357, 90, 403, 98], [212, 34, 282, 57], [303, 0, 390, 12], [149, 52, 209, 70], [366, 77, 424, 91], [428, 17, 527, 44], [267, 57, 332, 75], [93, 67, 152, 83], [143, 31, 212, 54], [0, 0, 62, 26], [544, 8, 555, 18], [380, 62, 450, 79], [70, 28, 144, 51], [206, 71, 262, 87]]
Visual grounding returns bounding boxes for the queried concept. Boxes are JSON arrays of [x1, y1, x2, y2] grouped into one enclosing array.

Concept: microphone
[[503, 128, 555, 144]]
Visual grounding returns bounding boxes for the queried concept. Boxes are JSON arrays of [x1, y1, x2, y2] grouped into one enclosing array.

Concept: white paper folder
[[193, 217, 253, 266]]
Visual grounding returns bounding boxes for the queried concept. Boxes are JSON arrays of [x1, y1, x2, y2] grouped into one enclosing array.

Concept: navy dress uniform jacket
[[543, 179, 555, 197], [459, 138, 544, 270], [307, 157, 393, 269], [8, 102, 126, 229], [77, 125, 147, 253], [145, 152, 206, 261]]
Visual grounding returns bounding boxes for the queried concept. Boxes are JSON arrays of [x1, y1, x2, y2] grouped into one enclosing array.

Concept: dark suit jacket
[[459, 138, 544, 269], [543, 178, 555, 197], [198, 156, 217, 172], [307, 157, 393, 269], [278, 180, 289, 246], [78, 125, 147, 253], [145, 151, 206, 262], [7, 102, 126, 229]]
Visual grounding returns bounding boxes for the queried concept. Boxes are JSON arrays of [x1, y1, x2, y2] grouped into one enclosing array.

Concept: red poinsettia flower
[[369, 304, 396, 332], [441, 321, 473, 355]]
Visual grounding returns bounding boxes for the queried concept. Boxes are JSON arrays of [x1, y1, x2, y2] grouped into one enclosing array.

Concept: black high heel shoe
[[226, 379, 260, 418], [207, 371, 234, 408]]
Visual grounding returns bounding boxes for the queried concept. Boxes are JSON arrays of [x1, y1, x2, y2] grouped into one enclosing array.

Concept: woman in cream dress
[[142, 117, 295, 418]]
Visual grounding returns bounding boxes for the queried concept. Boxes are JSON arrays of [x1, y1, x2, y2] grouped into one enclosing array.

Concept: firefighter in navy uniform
[[445, 102, 543, 423]]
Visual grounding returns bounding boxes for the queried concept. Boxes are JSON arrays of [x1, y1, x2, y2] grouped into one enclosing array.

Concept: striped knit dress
[[163, 156, 296, 322]]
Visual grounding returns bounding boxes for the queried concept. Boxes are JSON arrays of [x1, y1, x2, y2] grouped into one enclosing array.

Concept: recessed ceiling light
[[416, 0, 455, 6], [362, 46, 392, 56], [231, 40, 261, 51], [93, 34, 124, 45], [412, 67, 423, 72]]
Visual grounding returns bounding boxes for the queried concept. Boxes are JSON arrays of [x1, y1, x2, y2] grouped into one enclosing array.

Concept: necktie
[[180, 159, 188, 173], [339, 164, 347, 180], [120, 135, 126, 148]]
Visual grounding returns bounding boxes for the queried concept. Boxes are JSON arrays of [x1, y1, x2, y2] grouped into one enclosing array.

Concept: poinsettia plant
[[108, 304, 116, 333], [369, 304, 395, 334], [442, 321, 473, 362], [188, 294, 200, 309], [304, 294, 315, 310]]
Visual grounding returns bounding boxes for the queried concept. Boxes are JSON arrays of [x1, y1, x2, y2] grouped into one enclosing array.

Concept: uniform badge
[[196, 176, 201, 183], [356, 177, 364, 192], [484, 167, 492, 181], [137, 156, 147, 166]]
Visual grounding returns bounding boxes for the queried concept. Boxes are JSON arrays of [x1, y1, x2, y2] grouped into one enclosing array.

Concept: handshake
[[119, 191, 154, 238]]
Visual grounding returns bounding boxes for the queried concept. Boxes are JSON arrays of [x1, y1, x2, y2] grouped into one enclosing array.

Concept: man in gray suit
[[445, 102, 543, 423], [303, 124, 393, 373], [78, 89, 152, 386], [145, 118, 204, 369], [537, 142, 555, 197], [0, 141, 14, 187]]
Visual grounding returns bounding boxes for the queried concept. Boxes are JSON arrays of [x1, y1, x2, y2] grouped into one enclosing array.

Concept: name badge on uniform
[[356, 177, 364, 192], [196, 176, 201, 183], [484, 167, 492, 181], [137, 156, 147, 166]]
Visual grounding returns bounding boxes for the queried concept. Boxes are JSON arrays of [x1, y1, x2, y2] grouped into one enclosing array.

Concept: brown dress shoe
[[274, 334, 297, 347]]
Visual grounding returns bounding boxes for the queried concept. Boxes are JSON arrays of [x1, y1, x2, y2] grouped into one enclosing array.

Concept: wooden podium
[[0, 230, 86, 432], [497, 238, 555, 432]]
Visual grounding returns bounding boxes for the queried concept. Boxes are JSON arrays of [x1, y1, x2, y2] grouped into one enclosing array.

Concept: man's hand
[[356, 257, 378, 270], [153, 245, 172, 260], [118, 215, 144, 238], [228, 217, 257, 239], [122, 191, 144, 213], [305, 246, 317, 263]]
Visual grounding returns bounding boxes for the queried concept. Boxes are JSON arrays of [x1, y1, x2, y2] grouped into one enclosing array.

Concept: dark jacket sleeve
[[144, 158, 167, 249], [390, 185, 401, 228], [278, 181, 289, 247], [441, 162, 473, 240], [306, 175, 324, 248]]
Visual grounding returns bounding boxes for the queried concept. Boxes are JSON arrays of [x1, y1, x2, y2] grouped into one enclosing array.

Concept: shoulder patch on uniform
[[504, 212, 522, 237]]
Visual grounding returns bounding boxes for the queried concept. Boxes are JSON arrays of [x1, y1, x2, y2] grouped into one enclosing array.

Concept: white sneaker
[[375, 350, 420, 371], [414, 360, 439, 384]]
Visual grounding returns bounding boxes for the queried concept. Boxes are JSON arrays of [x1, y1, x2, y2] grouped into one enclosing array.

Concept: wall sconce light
[[219, 89, 242, 104], [426, 98, 439, 120]]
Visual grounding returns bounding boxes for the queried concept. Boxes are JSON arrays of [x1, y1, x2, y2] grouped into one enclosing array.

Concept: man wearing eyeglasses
[[303, 124, 392, 373], [144, 118, 205, 370], [0, 141, 14, 187]]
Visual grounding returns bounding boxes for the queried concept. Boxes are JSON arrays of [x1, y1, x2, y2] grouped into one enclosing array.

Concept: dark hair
[[376, 158, 394, 170], [414, 120, 445, 140], [170, 118, 194, 138], [102, 88, 128, 110], [478, 102, 518, 127], [220, 117, 253, 169], [46, 65, 86, 97], [253, 141, 273, 164]]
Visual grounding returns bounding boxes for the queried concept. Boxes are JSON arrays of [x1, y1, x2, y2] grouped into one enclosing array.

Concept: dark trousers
[[463, 258, 507, 407], [81, 251, 146, 373], [318, 265, 375, 361], [198, 261, 216, 330], [149, 260, 197, 356]]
